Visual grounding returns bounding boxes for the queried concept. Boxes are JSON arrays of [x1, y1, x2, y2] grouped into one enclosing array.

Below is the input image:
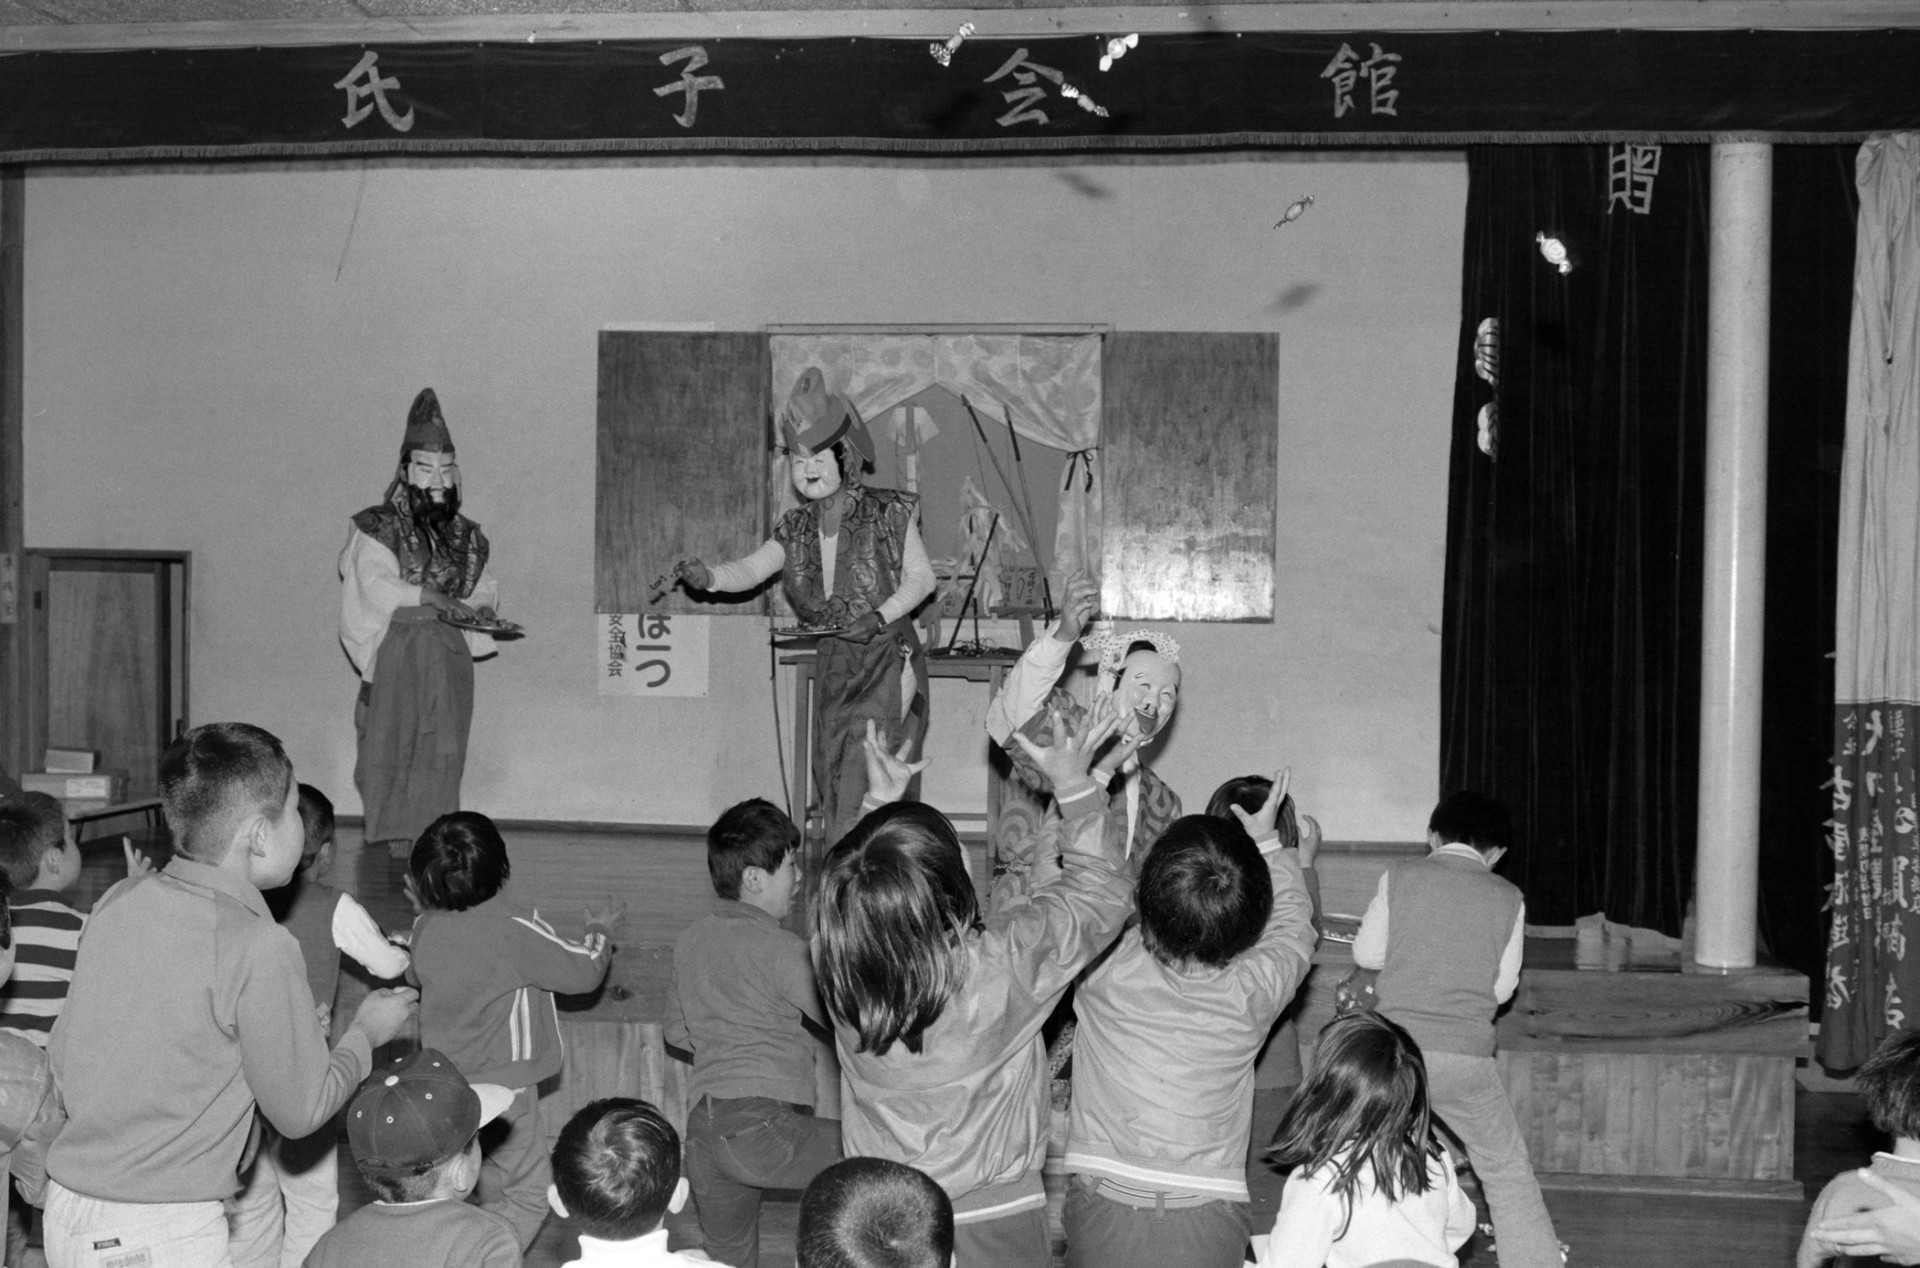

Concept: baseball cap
[[346, 1048, 513, 1178]]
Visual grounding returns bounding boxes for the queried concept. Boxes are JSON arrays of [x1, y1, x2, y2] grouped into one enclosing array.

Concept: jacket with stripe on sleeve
[[408, 886, 612, 1089]]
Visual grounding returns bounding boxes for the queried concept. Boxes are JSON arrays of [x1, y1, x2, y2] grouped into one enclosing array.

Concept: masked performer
[[984, 570, 1183, 889], [674, 368, 935, 846], [340, 389, 500, 858]]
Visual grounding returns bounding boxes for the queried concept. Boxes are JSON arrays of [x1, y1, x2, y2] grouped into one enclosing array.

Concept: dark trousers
[[684, 1096, 842, 1268], [1063, 1176, 1252, 1268], [954, 1203, 1051, 1268], [354, 608, 473, 846]]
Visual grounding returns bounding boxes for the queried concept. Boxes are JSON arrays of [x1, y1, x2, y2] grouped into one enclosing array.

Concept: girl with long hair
[[1260, 1011, 1476, 1268], [811, 703, 1138, 1268]]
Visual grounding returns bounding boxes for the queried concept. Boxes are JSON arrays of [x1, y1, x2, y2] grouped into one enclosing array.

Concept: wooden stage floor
[[64, 817, 1860, 1268]]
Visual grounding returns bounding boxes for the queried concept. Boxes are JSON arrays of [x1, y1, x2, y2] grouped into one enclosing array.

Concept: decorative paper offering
[[599, 613, 710, 698]]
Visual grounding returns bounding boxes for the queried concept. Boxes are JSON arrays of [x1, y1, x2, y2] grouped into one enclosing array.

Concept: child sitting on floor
[[228, 783, 416, 1268], [1063, 775, 1317, 1268], [666, 798, 840, 1267], [810, 703, 1137, 1268], [0, 872, 64, 1260], [0, 792, 93, 1050], [409, 810, 617, 1250], [1260, 1011, 1475, 1268], [1800, 1030, 1920, 1267], [306, 1048, 520, 1268], [547, 1097, 712, 1266], [797, 1158, 954, 1268]]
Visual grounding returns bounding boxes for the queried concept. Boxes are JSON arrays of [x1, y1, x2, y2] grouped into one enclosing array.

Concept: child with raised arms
[[810, 703, 1138, 1268]]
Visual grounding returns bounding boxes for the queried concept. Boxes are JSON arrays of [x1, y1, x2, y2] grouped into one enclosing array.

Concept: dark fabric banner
[[1, 30, 1917, 162]]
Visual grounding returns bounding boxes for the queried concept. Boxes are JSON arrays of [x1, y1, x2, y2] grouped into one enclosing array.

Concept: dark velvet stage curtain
[[1760, 145, 1856, 1004], [1441, 145, 1710, 933]]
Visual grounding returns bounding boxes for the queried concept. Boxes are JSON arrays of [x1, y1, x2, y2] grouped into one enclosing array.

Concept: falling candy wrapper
[[930, 22, 974, 66], [1099, 33, 1139, 72], [1274, 195, 1315, 227], [1058, 83, 1110, 117], [1537, 232, 1573, 275]]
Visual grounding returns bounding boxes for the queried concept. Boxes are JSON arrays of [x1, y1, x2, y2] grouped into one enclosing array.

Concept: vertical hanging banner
[[599, 613, 710, 698]]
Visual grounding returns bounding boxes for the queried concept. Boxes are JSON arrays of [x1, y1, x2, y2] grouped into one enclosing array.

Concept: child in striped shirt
[[0, 792, 90, 1048]]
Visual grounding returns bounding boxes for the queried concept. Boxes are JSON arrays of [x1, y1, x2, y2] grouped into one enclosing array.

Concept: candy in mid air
[[1273, 195, 1314, 227], [1059, 83, 1110, 117], [929, 21, 975, 66], [1537, 232, 1573, 275], [1099, 33, 1139, 72]]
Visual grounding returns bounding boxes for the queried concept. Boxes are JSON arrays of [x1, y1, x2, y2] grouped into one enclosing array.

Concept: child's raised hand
[[123, 837, 156, 879], [1014, 702, 1127, 791], [862, 719, 931, 804], [584, 897, 628, 941], [1230, 769, 1290, 840], [1298, 813, 1323, 868]]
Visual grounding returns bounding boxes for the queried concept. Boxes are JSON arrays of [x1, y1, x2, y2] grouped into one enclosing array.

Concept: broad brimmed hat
[[780, 367, 872, 464], [403, 388, 454, 452], [346, 1048, 512, 1178]]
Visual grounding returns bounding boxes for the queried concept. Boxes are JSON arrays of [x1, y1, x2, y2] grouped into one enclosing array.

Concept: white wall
[[23, 151, 1463, 840]]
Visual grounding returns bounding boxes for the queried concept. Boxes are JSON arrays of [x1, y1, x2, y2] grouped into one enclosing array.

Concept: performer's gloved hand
[[843, 611, 884, 643], [677, 558, 713, 591], [1053, 570, 1099, 645], [420, 587, 475, 621]]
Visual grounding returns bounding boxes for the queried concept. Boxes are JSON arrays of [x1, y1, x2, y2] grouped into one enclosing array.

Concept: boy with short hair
[[1352, 789, 1561, 1268], [666, 798, 841, 1268], [0, 791, 88, 1047], [796, 1158, 955, 1268], [1062, 778, 1317, 1268], [408, 810, 617, 1250], [228, 783, 416, 1268], [1800, 1030, 1920, 1266], [546, 1097, 709, 1266], [305, 1047, 520, 1268], [44, 722, 419, 1266]]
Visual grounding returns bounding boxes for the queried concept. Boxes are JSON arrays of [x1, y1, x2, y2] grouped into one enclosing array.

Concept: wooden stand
[[1496, 937, 1809, 1197]]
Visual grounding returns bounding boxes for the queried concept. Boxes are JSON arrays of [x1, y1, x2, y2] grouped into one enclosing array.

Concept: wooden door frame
[[21, 549, 191, 781]]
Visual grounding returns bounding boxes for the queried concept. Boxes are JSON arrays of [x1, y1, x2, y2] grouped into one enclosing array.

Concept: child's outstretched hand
[[584, 897, 628, 943], [1230, 769, 1290, 840], [1013, 699, 1130, 792], [1299, 812, 1323, 868], [862, 719, 931, 804], [123, 837, 156, 879]]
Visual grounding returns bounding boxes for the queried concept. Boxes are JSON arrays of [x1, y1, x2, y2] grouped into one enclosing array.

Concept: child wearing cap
[[547, 1097, 711, 1266], [306, 1047, 521, 1268]]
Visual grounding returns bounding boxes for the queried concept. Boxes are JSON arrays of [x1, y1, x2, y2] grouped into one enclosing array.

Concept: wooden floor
[[65, 816, 1872, 1268]]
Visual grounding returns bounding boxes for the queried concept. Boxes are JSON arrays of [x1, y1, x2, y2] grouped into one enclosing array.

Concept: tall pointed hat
[[403, 388, 454, 451]]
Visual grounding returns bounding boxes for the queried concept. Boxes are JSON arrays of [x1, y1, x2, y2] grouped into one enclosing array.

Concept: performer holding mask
[[340, 389, 500, 858], [671, 368, 935, 846]]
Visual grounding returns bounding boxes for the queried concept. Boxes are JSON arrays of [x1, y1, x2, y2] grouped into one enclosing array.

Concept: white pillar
[[1694, 141, 1771, 971]]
